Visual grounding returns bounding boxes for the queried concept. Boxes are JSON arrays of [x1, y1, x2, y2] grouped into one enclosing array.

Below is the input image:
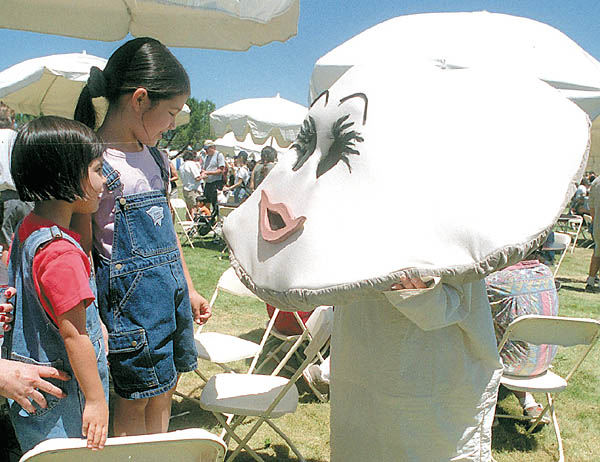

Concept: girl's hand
[[189, 289, 211, 325], [0, 359, 69, 413], [82, 398, 109, 450]]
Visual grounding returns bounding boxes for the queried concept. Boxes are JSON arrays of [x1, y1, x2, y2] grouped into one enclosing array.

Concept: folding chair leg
[[213, 412, 265, 462], [265, 418, 306, 462], [193, 368, 210, 383], [547, 393, 564, 462]]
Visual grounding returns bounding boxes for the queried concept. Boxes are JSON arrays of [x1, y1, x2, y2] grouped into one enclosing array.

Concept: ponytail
[[74, 85, 97, 129], [74, 37, 189, 129]]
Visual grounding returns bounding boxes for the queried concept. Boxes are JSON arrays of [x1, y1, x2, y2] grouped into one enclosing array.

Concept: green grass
[[171, 234, 600, 462]]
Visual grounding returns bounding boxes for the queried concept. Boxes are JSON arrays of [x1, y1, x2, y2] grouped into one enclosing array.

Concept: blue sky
[[1, 1, 599, 109]]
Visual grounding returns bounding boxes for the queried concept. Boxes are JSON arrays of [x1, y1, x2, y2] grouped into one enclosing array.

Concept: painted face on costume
[[223, 62, 589, 309], [138, 93, 189, 147]]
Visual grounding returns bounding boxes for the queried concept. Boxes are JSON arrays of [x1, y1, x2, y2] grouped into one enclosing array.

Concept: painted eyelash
[[292, 116, 317, 171], [316, 114, 363, 178]]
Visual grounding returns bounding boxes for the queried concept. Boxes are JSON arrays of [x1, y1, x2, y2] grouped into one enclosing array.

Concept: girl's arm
[[57, 304, 108, 450], [175, 233, 212, 325]]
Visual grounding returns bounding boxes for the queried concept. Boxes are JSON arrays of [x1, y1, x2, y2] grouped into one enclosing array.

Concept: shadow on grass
[[558, 283, 588, 293], [492, 387, 540, 453], [170, 403, 327, 462], [231, 444, 326, 462]]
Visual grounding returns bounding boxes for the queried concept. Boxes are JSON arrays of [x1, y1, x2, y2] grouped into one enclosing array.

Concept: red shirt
[[16, 213, 94, 324], [266, 304, 312, 335]]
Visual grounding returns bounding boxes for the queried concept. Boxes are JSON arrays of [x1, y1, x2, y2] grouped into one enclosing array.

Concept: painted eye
[[292, 116, 317, 171], [316, 114, 363, 178]]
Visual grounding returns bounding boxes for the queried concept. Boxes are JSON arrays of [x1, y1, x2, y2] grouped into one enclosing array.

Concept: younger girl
[[5, 116, 109, 452], [74, 37, 211, 436]]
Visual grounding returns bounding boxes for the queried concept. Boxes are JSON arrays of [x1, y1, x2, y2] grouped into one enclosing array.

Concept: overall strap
[[148, 146, 169, 196], [1, 225, 82, 358], [102, 159, 122, 193]]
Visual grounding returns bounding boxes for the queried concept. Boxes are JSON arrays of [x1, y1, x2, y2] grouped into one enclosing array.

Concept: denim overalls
[[1, 226, 109, 453], [95, 148, 197, 399]]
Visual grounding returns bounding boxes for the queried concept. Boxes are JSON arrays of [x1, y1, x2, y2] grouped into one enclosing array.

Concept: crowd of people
[[174, 141, 278, 220]]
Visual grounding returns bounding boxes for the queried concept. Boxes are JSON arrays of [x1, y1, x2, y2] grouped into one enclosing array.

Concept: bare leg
[[587, 256, 600, 279], [113, 396, 149, 436], [145, 384, 177, 434]]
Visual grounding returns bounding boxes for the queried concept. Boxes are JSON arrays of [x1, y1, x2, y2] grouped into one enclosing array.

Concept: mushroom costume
[[224, 62, 590, 461]]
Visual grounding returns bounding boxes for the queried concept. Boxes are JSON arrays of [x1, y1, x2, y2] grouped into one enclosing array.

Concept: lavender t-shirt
[[93, 146, 168, 258]]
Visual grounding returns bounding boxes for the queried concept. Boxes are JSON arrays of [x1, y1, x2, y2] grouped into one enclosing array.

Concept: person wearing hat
[[223, 151, 251, 205], [201, 140, 225, 215], [179, 148, 203, 216]]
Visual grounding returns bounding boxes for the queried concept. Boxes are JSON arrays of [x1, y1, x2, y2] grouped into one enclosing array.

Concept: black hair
[[196, 195, 207, 204], [11, 116, 104, 202], [261, 146, 277, 163], [74, 37, 190, 129], [236, 151, 248, 163], [183, 149, 196, 161]]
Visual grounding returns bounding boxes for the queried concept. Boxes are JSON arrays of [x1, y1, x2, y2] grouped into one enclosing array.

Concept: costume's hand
[[390, 276, 429, 291], [190, 289, 212, 325], [0, 359, 70, 413], [0, 287, 15, 334], [82, 399, 109, 450]]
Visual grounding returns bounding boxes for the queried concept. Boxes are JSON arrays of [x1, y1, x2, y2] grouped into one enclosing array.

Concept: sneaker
[[303, 364, 330, 396], [524, 404, 551, 425], [585, 284, 598, 293]]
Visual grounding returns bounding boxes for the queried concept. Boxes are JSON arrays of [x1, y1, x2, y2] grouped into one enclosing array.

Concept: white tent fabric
[[210, 94, 307, 147], [0, 53, 190, 127], [0, 0, 299, 50], [588, 119, 600, 172], [214, 131, 287, 159], [309, 11, 600, 121], [224, 61, 590, 461]]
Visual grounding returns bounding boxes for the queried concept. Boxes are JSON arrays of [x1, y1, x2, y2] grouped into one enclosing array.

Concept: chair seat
[[501, 370, 567, 393], [195, 332, 261, 363], [269, 327, 300, 342], [20, 428, 226, 462], [200, 373, 298, 418]]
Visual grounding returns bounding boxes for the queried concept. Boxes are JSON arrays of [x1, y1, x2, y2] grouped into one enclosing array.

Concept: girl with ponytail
[[74, 37, 211, 437]]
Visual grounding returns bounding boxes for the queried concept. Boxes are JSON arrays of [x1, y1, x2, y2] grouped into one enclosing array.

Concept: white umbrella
[[213, 131, 287, 159], [210, 93, 307, 147], [0, 0, 299, 50], [0, 52, 189, 126], [309, 11, 600, 120]]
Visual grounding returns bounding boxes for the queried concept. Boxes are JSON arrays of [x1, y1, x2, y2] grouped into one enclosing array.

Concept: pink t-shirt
[[93, 146, 168, 258]]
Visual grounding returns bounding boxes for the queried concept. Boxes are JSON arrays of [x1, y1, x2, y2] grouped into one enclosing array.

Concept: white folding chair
[[199, 323, 331, 462], [20, 428, 226, 462], [556, 215, 583, 253], [252, 306, 333, 402], [170, 197, 196, 248], [175, 268, 263, 403], [543, 232, 570, 278], [495, 315, 600, 462]]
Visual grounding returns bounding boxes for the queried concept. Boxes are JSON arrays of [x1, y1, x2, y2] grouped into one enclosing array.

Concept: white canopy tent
[[213, 131, 287, 160], [309, 11, 600, 123], [0, 52, 190, 126], [210, 94, 307, 147], [589, 119, 600, 173], [0, 0, 300, 50]]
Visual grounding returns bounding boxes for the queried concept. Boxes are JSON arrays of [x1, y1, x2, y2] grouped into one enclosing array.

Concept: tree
[[161, 97, 215, 155]]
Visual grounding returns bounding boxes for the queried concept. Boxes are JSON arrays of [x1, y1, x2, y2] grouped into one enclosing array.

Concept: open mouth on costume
[[259, 190, 306, 244]]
